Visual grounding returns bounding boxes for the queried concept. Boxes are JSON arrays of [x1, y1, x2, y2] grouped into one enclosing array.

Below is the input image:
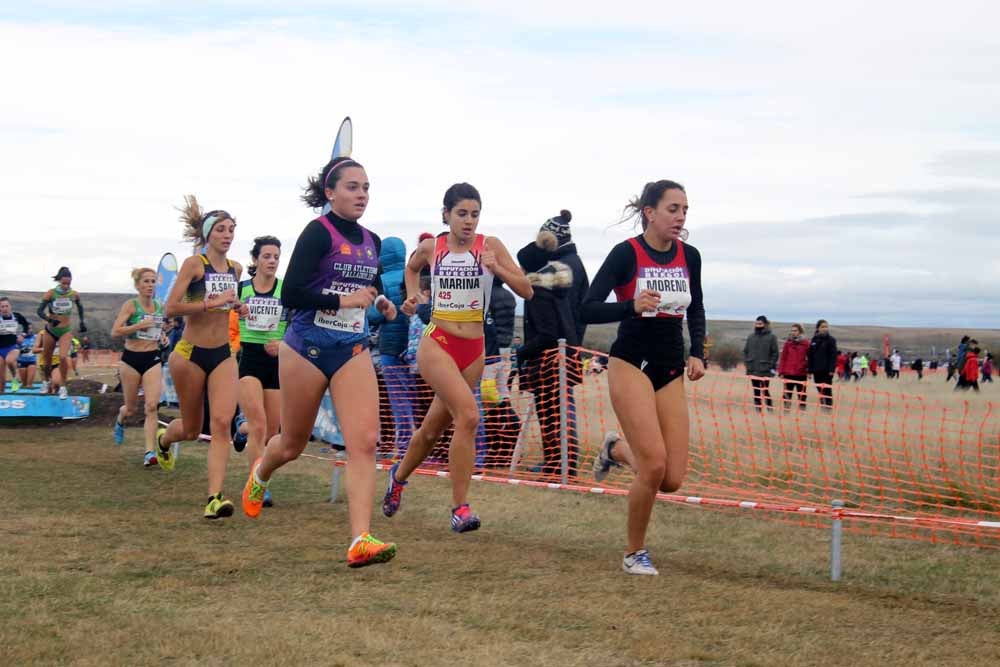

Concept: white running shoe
[[593, 431, 622, 482], [40, 381, 50, 394], [58, 386, 68, 400], [622, 549, 659, 576]]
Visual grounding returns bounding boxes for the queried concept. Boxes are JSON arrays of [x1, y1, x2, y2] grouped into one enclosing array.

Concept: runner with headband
[[582, 179, 706, 576], [236, 235, 285, 508], [242, 157, 398, 568], [36, 267, 86, 399], [158, 198, 248, 519], [110, 268, 165, 467], [383, 183, 533, 533]]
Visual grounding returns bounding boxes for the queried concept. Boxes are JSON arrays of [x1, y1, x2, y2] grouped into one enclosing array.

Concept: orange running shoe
[[347, 533, 397, 568], [242, 458, 267, 519]]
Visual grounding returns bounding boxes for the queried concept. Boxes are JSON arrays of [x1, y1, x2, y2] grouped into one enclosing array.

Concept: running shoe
[[622, 549, 659, 576], [241, 458, 267, 518], [262, 489, 273, 508], [204, 494, 235, 520], [593, 431, 623, 483], [347, 532, 397, 568], [143, 450, 158, 468], [58, 386, 68, 399], [381, 461, 407, 517], [9, 378, 21, 392], [40, 381, 49, 394], [113, 419, 125, 446], [232, 412, 248, 453], [154, 427, 176, 472], [450, 504, 481, 533]]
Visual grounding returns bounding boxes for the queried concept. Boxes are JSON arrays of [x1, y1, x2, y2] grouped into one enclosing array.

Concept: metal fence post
[[831, 499, 844, 582], [557, 338, 568, 485], [329, 449, 346, 503]]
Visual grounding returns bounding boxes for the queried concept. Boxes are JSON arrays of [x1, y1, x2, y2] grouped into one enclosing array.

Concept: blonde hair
[[178, 194, 206, 246], [131, 267, 156, 286]]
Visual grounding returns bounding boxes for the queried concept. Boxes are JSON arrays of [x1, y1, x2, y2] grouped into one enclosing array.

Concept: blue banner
[[0, 394, 90, 420]]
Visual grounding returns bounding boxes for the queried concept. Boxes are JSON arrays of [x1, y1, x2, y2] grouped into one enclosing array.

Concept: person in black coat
[[807, 319, 838, 411], [517, 231, 582, 478]]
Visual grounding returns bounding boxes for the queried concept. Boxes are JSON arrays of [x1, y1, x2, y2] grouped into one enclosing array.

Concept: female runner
[[158, 198, 248, 519], [36, 267, 86, 399], [110, 268, 165, 467], [237, 235, 285, 507], [382, 183, 532, 532], [242, 157, 398, 568], [581, 180, 705, 576]]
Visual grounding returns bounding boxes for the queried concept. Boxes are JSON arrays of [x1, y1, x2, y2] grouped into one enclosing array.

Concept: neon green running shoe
[[242, 458, 267, 519], [155, 427, 176, 472], [204, 494, 235, 520]]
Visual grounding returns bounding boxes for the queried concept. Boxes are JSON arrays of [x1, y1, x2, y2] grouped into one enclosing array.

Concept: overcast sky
[[2, 1, 999, 327]]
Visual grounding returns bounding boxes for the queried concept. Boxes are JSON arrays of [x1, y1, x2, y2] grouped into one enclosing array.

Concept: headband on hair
[[324, 160, 358, 187], [201, 210, 233, 241]]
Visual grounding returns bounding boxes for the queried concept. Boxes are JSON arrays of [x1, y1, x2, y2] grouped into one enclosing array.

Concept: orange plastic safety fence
[[375, 345, 1000, 548]]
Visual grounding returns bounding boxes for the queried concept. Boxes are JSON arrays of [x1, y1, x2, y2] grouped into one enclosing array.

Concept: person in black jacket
[[807, 319, 838, 411], [482, 279, 519, 467], [517, 231, 582, 478], [536, 210, 590, 344]]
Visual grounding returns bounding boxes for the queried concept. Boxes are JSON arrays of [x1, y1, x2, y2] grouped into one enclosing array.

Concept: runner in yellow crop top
[[384, 182, 532, 533], [158, 196, 249, 520]]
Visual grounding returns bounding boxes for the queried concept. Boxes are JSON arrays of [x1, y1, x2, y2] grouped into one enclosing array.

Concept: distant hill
[[5, 290, 996, 359]]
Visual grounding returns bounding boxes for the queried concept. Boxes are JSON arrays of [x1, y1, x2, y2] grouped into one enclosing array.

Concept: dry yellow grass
[[2, 420, 1000, 666]]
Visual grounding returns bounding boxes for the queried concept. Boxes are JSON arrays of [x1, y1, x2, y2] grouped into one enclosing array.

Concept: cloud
[[1, 6, 999, 328]]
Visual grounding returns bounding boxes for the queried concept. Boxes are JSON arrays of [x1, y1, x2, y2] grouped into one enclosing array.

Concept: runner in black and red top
[[581, 179, 705, 577]]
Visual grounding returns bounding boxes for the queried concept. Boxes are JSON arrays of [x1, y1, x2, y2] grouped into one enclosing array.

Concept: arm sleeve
[[36, 299, 49, 321], [580, 242, 635, 324], [15, 313, 30, 333], [281, 220, 341, 311], [76, 298, 85, 322], [685, 245, 705, 359], [371, 233, 384, 295]]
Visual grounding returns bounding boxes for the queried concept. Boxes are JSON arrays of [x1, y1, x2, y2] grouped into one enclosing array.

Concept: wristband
[[375, 294, 389, 308]]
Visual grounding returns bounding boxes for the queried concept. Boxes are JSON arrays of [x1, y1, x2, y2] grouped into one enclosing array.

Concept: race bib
[[0, 318, 18, 335], [636, 266, 692, 318], [434, 268, 484, 314], [204, 273, 237, 311], [314, 284, 365, 333], [51, 298, 73, 315], [246, 297, 282, 332], [135, 314, 164, 341]]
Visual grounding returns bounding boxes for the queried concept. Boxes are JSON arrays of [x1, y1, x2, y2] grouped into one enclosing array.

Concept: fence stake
[[329, 449, 346, 503], [558, 338, 568, 485], [831, 499, 844, 582]]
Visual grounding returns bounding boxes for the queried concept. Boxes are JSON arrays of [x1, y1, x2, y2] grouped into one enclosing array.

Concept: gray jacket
[[744, 328, 779, 377]]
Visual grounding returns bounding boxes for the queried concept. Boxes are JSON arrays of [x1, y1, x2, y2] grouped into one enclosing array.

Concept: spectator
[[859, 352, 869, 378], [482, 278, 520, 468], [961, 346, 981, 392], [868, 355, 878, 378], [517, 230, 582, 477], [982, 353, 993, 383], [807, 319, 837, 411], [540, 209, 590, 345], [778, 323, 809, 411], [851, 352, 863, 382], [367, 237, 412, 455], [744, 315, 778, 412], [954, 336, 970, 388], [890, 349, 902, 380], [912, 357, 924, 380], [836, 350, 848, 381]]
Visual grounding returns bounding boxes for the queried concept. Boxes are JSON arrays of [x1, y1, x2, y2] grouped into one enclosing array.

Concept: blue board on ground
[[156, 253, 178, 303], [322, 116, 353, 215], [0, 394, 90, 420]]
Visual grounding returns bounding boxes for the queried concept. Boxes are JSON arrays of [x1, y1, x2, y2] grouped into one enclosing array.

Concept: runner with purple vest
[[242, 156, 398, 568]]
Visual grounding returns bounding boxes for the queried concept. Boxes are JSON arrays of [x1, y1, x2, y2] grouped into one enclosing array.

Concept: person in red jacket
[[778, 323, 809, 411], [962, 346, 981, 392]]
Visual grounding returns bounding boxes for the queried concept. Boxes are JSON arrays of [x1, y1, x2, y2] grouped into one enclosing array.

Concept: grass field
[[3, 420, 1000, 666]]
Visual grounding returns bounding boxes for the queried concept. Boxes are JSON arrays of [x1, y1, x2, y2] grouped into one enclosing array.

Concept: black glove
[[79, 322, 88, 333]]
